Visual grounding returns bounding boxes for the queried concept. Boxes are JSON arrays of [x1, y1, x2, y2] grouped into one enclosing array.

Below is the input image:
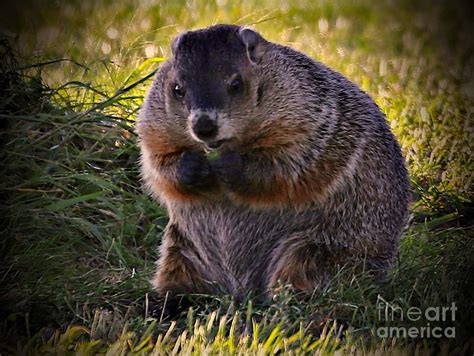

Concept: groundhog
[[136, 24, 410, 300]]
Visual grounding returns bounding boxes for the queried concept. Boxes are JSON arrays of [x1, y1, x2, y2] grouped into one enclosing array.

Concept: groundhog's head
[[161, 24, 269, 151]]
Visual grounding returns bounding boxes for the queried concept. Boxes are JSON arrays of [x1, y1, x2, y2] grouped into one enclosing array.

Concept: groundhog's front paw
[[177, 151, 212, 188], [210, 150, 245, 188]]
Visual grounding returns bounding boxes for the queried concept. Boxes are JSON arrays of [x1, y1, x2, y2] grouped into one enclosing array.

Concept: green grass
[[1, 0, 473, 354]]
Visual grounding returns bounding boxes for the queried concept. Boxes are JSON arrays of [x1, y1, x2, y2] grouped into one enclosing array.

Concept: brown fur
[[137, 25, 410, 300], [152, 225, 206, 294]]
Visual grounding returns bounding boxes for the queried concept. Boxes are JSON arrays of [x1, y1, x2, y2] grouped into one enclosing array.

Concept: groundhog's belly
[[171, 202, 320, 295]]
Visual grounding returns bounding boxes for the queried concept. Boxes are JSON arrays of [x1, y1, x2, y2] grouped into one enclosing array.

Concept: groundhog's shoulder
[[267, 42, 381, 113]]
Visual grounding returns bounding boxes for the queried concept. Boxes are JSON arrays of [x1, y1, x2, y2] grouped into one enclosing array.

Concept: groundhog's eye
[[228, 76, 243, 95], [173, 84, 186, 100]]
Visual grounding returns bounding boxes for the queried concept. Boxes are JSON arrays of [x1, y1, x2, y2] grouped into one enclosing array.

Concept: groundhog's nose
[[192, 114, 218, 140]]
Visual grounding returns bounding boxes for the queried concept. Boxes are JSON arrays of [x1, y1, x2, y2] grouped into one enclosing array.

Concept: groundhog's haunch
[[137, 24, 410, 300]]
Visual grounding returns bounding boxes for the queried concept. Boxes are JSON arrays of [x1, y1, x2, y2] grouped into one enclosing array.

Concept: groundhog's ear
[[171, 34, 183, 56], [238, 28, 265, 64]]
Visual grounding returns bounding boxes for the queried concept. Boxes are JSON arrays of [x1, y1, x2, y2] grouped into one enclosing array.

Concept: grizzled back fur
[[137, 24, 410, 300]]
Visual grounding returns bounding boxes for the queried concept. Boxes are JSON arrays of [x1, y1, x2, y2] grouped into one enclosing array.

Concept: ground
[[0, 0, 473, 354]]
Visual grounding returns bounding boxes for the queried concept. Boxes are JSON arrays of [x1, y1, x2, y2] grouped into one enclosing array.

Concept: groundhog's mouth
[[205, 139, 228, 150]]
